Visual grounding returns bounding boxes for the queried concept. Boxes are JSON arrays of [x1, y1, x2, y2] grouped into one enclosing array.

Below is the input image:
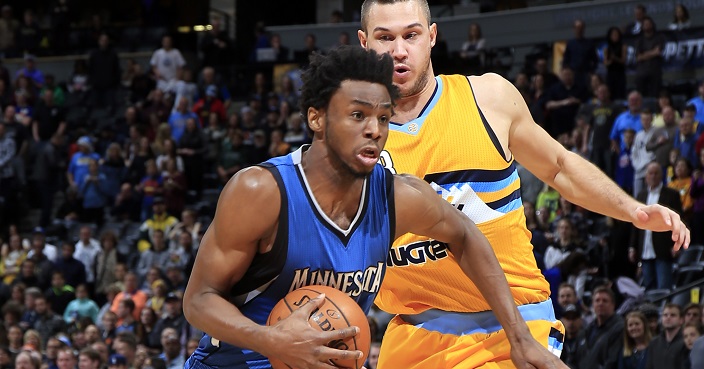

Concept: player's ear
[[307, 107, 324, 133], [429, 23, 437, 48], [358, 29, 368, 48]]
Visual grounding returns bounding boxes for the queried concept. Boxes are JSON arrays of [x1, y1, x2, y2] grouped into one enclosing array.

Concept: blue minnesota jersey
[[186, 146, 395, 369]]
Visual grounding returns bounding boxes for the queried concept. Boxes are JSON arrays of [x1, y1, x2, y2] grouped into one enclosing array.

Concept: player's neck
[[393, 73, 437, 123], [301, 145, 366, 227]]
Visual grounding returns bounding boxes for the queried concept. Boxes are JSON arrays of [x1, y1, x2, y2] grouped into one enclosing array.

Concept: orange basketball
[[266, 285, 371, 369]]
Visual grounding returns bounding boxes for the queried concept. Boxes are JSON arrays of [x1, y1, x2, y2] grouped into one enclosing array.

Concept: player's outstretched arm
[[393, 174, 567, 369], [183, 167, 360, 368], [473, 73, 689, 250]]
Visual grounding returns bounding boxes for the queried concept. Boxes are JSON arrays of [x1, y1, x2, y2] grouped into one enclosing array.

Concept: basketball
[[266, 285, 371, 369]]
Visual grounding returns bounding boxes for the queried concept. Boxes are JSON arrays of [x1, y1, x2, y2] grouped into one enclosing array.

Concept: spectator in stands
[[669, 3, 690, 31], [646, 304, 687, 369], [137, 198, 178, 253], [155, 139, 184, 177], [0, 120, 18, 226], [193, 85, 226, 125], [40, 74, 65, 107], [115, 299, 138, 334], [167, 98, 199, 143], [611, 90, 643, 154], [459, 23, 485, 74], [172, 69, 197, 113], [16, 54, 43, 89], [668, 158, 694, 221], [178, 117, 206, 196], [126, 136, 153, 186], [88, 33, 121, 113], [294, 33, 319, 67], [100, 311, 117, 345], [100, 143, 126, 202], [632, 109, 657, 196], [33, 295, 65, 345], [96, 283, 119, 330], [136, 161, 164, 222], [692, 149, 704, 244], [28, 227, 58, 263], [615, 128, 635, 194], [586, 94, 622, 176], [197, 67, 231, 110], [0, 79, 12, 109], [159, 328, 184, 369], [32, 89, 66, 143], [142, 90, 171, 127], [269, 33, 290, 63], [149, 293, 184, 350], [68, 59, 89, 97], [625, 4, 647, 36], [603, 27, 627, 100], [110, 273, 147, 323], [63, 283, 99, 324], [151, 35, 186, 94], [544, 219, 583, 270], [216, 129, 246, 184], [682, 303, 701, 327], [112, 332, 137, 368], [631, 162, 681, 290], [137, 232, 170, 281], [616, 311, 652, 369], [674, 115, 699, 167], [653, 91, 681, 128], [574, 286, 624, 369], [93, 231, 117, 303], [687, 81, 704, 124], [112, 183, 141, 222], [562, 19, 597, 89], [152, 122, 172, 157], [130, 63, 154, 105], [199, 18, 232, 71], [559, 303, 582, 367], [162, 158, 187, 217], [647, 106, 677, 170], [79, 348, 103, 369], [0, 6, 19, 57], [545, 67, 587, 138], [74, 226, 100, 288], [68, 136, 100, 191], [80, 159, 110, 226], [635, 17, 665, 98], [53, 242, 85, 289]]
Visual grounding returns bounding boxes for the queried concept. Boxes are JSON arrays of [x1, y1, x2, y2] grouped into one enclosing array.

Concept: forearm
[[184, 291, 272, 354], [551, 151, 641, 221], [452, 224, 531, 343]]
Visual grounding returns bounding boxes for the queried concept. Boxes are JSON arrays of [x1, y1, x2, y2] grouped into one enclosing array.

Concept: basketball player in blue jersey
[[183, 46, 554, 369]]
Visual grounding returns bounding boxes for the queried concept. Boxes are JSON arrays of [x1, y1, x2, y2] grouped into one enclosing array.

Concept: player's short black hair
[[299, 45, 398, 124]]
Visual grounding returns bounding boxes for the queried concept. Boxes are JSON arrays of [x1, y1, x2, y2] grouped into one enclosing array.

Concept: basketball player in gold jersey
[[358, 1, 690, 368]]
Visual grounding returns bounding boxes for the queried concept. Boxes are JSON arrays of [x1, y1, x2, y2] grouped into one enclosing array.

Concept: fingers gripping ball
[[266, 285, 371, 369]]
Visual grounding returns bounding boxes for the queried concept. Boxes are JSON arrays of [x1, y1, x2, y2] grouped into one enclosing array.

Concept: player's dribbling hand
[[632, 204, 690, 251], [265, 294, 363, 369], [509, 336, 568, 369]]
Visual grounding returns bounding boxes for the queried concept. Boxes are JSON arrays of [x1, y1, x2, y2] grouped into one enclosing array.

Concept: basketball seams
[[298, 287, 361, 369]]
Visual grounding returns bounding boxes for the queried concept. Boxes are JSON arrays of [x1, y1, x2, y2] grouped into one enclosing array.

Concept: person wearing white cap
[[67, 136, 100, 190]]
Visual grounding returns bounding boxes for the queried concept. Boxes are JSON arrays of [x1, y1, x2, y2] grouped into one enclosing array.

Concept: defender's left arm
[[482, 73, 689, 250], [393, 174, 567, 369]]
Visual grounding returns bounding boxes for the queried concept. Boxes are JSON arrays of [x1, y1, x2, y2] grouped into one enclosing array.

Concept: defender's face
[[315, 80, 392, 177], [359, 1, 435, 98]]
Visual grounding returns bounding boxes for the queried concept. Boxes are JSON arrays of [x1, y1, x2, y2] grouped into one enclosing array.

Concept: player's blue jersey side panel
[[186, 148, 394, 369]]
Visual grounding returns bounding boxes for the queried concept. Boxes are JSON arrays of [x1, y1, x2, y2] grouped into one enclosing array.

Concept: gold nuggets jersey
[[376, 74, 550, 314]]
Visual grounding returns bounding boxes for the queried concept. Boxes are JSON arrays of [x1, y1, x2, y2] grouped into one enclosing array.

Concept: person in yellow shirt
[[668, 158, 694, 220], [358, 0, 690, 367]]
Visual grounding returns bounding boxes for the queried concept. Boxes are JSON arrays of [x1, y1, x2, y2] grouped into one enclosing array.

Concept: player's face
[[316, 80, 392, 177], [359, 1, 436, 98]]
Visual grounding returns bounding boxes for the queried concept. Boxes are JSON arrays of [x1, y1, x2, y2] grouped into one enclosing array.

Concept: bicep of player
[[185, 166, 280, 305]]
